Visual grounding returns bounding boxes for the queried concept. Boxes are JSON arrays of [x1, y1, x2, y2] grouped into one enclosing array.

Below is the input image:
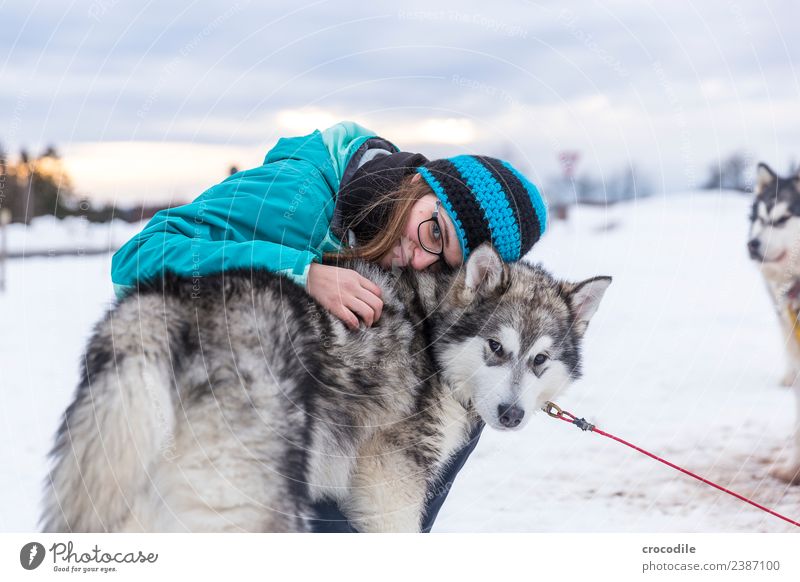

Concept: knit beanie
[[416, 155, 547, 262]]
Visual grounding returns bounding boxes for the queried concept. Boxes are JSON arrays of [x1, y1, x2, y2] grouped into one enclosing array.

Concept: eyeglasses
[[417, 199, 446, 264]]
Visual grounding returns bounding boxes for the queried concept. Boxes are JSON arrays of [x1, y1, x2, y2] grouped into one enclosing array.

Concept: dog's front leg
[[771, 385, 800, 485], [340, 437, 427, 533], [780, 366, 798, 388], [777, 297, 800, 387], [779, 319, 800, 387]]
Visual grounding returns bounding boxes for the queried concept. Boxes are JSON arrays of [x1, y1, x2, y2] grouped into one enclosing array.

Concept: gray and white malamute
[[748, 162, 800, 484], [41, 244, 610, 532]]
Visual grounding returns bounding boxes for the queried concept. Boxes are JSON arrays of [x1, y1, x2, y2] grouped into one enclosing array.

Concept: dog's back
[[41, 271, 326, 532], [42, 263, 431, 532]]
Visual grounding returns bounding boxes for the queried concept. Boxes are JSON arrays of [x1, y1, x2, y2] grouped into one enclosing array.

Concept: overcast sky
[[1, 0, 798, 204]]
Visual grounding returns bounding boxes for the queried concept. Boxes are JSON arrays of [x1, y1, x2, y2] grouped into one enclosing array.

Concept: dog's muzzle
[[748, 239, 763, 260]]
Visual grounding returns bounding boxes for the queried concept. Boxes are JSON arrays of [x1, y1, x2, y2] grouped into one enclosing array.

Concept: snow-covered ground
[[3, 215, 144, 255], [2, 191, 799, 532]]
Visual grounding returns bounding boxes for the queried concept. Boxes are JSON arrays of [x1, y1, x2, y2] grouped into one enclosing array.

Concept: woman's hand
[[307, 263, 384, 330]]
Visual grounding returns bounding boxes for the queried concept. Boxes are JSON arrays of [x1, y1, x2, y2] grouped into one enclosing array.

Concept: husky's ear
[[757, 163, 777, 191], [567, 276, 612, 336], [463, 243, 508, 299]]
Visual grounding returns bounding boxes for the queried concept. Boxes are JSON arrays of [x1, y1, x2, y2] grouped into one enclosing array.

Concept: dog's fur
[[748, 162, 800, 484], [41, 245, 610, 532]]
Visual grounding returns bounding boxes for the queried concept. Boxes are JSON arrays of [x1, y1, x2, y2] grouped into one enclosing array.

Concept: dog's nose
[[748, 239, 762, 259], [497, 404, 525, 428]]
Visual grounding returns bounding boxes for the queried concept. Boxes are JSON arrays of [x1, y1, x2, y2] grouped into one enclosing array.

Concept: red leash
[[542, 402, 800, 529]]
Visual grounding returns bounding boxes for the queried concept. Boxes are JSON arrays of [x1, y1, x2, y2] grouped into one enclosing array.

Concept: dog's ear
[[757, 163, 777, 192], [463, 243, 508, 299], [566, 276, 612, 337]]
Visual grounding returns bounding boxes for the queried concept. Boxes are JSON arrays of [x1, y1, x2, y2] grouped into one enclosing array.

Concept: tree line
[[0, 143, 170, 224], [2, 141, 794, 227]]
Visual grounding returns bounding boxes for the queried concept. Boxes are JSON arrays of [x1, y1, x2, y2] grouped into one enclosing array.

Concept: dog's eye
[[533, 353, 548, 366], [487, 339, 504, 355], [772, 216, 790, 227]]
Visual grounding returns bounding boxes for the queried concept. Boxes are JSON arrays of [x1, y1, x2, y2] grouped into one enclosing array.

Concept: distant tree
[[1, 142, 178, 224], [574, 173, 602, 203], [41, 144, 59, 159], [28, 146, 77, 219], [0, 142, 9, 219], [550, 163, 654, 206], [11, 147, 33, 223], [0, 145, 79, 223], [606, 163, 653, 202], [703, 152, 749, 192]]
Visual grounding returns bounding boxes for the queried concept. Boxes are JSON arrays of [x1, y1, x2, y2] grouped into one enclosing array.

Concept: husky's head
[[433, 245, 611, 431], [748, 162, 800, 269]]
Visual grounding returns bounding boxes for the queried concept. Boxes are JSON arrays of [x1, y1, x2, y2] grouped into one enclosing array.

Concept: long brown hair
[[324, 174, 433, 263]]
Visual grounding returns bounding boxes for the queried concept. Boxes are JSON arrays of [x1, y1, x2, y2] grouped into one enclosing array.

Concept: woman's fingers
[[354, 274, 383, 325], [357, 286, 383, 324], [333, 305, 360, 330], [306, 263, 385, 329], [347, 296, 377, 327], [357, 274, 382, 298]]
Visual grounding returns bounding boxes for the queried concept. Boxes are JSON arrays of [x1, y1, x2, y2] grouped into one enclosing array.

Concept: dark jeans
[[307, 423, 484, 532]]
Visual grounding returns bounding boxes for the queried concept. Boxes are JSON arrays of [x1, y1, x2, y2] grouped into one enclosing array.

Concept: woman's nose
[[410, 245, 439, 271]]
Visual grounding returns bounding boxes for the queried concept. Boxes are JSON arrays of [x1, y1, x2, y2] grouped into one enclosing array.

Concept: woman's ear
[[411, 172, 422, 183]]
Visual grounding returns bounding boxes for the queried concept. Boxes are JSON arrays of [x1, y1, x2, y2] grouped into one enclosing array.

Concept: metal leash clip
[[542, 401, 563, 419]]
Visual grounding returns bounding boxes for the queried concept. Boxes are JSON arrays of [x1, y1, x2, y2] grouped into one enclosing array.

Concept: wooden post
[[0, 208, 9, 292]]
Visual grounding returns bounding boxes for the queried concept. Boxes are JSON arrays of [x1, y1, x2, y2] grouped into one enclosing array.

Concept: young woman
[[110, 120, 548, 532]]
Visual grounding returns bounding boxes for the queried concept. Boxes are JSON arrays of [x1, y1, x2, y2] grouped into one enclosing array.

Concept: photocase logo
[[20, 542, 46, 570]]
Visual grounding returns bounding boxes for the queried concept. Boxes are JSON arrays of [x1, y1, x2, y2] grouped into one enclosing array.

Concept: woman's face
[[379, 176, 463, 271]]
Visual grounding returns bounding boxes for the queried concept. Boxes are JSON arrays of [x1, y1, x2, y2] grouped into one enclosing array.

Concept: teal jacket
[[111, 121, 399, 299]]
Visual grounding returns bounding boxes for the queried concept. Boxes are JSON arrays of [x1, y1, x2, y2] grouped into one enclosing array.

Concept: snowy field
[[3, 215, 144, 255], [2, 191, 799, 533]]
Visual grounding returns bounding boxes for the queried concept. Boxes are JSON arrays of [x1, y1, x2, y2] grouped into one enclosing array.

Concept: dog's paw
[[770, 463, 800, 485]]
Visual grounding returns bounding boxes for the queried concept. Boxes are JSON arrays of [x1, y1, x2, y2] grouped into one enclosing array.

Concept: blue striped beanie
[[415, 155, 547, 262]]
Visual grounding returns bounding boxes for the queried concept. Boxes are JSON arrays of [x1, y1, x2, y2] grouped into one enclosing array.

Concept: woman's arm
[[111, 193, 320, 299], [111, 191, 385, 330], [112, 121, 386, 301]]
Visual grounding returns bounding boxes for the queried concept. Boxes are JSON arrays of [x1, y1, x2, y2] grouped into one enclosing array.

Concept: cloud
[[1, 0, 798, 200]]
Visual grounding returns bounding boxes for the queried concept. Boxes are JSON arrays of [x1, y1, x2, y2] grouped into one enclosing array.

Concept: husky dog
[[41, 244, 610, 532], [748, 162, 800, 485]]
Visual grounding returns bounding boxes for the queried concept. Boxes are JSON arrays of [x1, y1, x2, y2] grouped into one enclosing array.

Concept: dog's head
[[433, 244, 611, 431], [748, 162, 800, 268]]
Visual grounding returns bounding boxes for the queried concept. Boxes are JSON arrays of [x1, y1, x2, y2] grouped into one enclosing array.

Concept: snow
[[3, 215, 145, 255], [2, 192, 799, 532]]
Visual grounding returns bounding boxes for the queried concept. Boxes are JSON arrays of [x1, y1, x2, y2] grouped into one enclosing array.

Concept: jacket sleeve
[[111, 170, 321, 300], [111, 206, 318, 299], [112, 122, 383, 301]]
